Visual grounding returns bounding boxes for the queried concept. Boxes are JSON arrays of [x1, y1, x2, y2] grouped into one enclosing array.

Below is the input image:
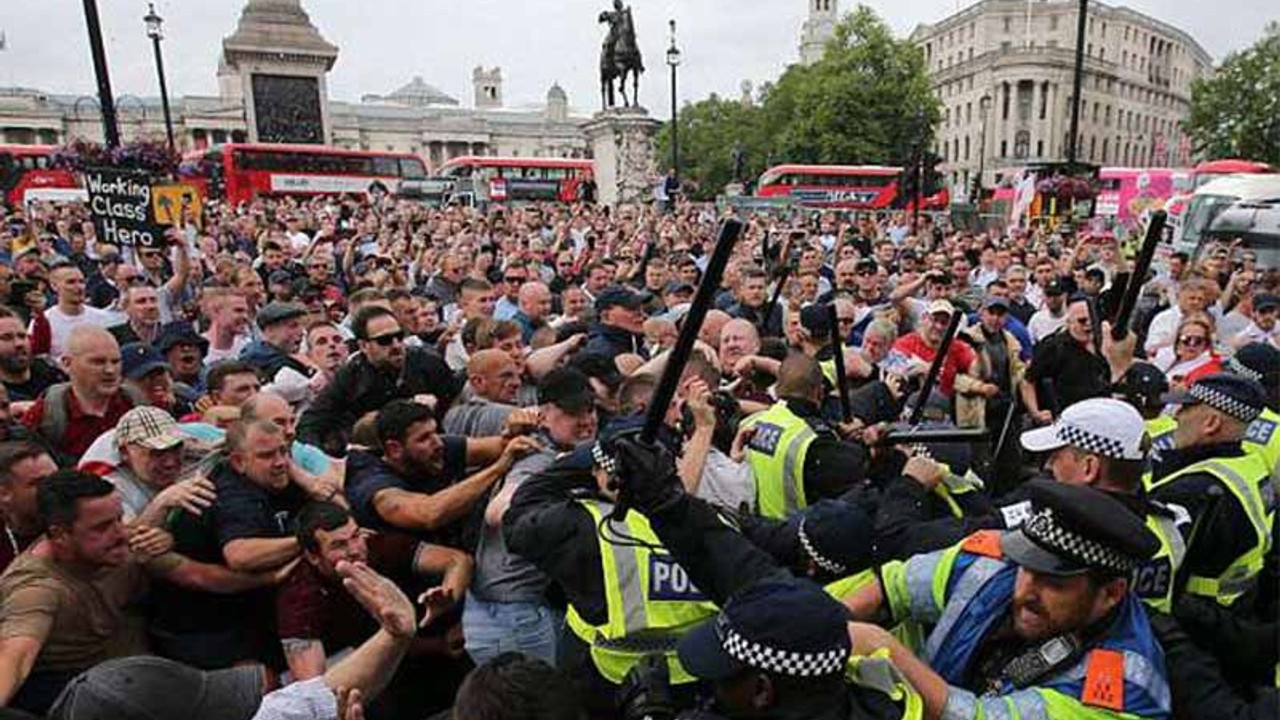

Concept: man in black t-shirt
[[1023, 296, 1112, 422], [0, 309, 65, 403]]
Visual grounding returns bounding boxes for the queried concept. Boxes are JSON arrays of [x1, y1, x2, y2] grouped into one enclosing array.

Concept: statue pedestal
[[584, 107, 660, 206]]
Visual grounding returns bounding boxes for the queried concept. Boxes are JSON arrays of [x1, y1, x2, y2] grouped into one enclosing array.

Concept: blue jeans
[[462, 591, 563, 667]]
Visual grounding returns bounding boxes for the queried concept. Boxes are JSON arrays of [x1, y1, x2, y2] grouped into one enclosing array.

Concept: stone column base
[[584, 107, 660, 206]]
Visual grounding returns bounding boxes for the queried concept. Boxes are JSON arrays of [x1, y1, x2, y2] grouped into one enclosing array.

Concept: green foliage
[[656, 4, 939, 200], [1187, 23, 1280, 166]]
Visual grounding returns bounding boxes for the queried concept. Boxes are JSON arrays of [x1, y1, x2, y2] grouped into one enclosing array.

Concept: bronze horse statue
[[598, 0, 644, 109]]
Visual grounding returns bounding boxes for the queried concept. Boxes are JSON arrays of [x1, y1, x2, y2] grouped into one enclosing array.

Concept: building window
[[1101, 138, 1109, 162], [1090, 136, 1097, 160], [1039, 82, 1049, 120], [1017, 80, 1033, 121], [1104, 105, 1112, 127], [1050, 15, 1059, 31], [1000, 140, 1008, 158], [1001, 82, 1011, 120], [1099, 47, 1105, 61], [966, 102, 972, 124], [1049, 40, 1059, 49], [1004, 16, 1012, 32], [1014, 130, 1030, 159], [1093, 103, 1100, 123], [1036, 139, 1044, 157], [964, 135, 970, 161], [1001, 40, 1012, 52]]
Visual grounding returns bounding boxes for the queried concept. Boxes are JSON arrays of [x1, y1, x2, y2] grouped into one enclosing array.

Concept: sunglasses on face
[[505, 276, 526, 284], [1177, 335, 1207, 347], [366, 331, 405, 346]]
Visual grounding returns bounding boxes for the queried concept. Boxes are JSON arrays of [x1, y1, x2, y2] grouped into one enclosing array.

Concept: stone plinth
[[584, 107, 660, 206]]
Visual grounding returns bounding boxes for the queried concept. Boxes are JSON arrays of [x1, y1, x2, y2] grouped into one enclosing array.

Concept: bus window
[[372, 157, 400, 177], [400, 158, 427, 179]]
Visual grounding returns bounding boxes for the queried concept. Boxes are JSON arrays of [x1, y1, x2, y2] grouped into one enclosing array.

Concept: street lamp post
[[1066, 0, 1088, 166], [974, 94, 992, 202], [82, 0, 120, 148], [144, 3, 175, 151], [666, 20, 681, 186]]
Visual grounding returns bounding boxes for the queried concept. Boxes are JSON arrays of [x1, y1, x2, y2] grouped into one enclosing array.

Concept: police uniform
[[503, 430, 717, 712], [1224, 346, 1280, 490], [875, 481, 1170, 720], [1149, 374, 1274, 607], [677, 578, 922, 720], [742, 398, 868, 520]]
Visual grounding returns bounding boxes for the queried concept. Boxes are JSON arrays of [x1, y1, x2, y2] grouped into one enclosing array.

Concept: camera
[[617, 654, 678, 720]]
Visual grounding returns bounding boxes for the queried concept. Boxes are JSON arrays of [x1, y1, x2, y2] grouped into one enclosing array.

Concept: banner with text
[[83, 168, 164, 248]]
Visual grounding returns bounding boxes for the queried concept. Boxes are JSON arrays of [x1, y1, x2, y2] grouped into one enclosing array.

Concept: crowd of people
[[0, 190, 1276, 720]]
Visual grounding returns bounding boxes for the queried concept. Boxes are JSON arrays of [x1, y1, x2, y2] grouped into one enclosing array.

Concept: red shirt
[[892, 332, 978, 398], [22, 387, 134, 459]]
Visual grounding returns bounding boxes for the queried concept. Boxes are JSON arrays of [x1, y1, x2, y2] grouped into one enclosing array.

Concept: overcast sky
[[0, 0, 1273, 115]]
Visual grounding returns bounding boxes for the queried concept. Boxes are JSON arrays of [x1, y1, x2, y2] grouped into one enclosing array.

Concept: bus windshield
[[1181, 194, 1238, 248]]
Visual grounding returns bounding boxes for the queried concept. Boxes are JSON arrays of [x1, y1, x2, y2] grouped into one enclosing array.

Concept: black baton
[[825, 303, 852, 422], [1111, 210, 1166, 340], [908, 310, 963, 425]]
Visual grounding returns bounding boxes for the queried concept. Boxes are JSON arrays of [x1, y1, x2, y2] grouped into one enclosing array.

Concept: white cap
[[1020, 398, 1148, 461], [925, 299, 956, 316]]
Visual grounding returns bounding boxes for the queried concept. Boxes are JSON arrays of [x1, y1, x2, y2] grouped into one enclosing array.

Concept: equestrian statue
[[598, 0, 644, 109]]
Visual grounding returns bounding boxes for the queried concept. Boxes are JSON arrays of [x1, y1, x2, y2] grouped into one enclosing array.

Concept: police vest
[[1148, 454, 1274, 606], [743, 402, 821, 520], [1133, 508, 1188, 614], [1244, 408, 1280, 502], [825, 570, 926, 654], [881, 532, 1172, 719], [565, 500, 719, 685]]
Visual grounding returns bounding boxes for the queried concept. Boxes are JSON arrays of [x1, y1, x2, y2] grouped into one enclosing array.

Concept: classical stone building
[[910, 0, 1212, 193], [0, 0, 588, 166]]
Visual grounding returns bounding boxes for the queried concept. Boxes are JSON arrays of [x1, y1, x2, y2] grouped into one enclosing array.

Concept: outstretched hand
[[337, 561, 417, 639]]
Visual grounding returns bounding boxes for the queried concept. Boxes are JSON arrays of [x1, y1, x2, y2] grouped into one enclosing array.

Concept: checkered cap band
[[1057, 422, 1130, 461], [117, 407, 179, 447], [1190, 382, 1261, 423], [797, 519, 846, 576], [1022, 507, 1138, 574], [1224, 356, 1264, 384], [590, 442, 618, 477], [717, 617, 848, 677]]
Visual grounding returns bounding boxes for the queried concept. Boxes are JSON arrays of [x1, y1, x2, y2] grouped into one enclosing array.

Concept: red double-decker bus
[[180, 143, 429, 205], [433, 156, 594, 203], [0, 145, 81, 206], [756, 164, 902, 209]]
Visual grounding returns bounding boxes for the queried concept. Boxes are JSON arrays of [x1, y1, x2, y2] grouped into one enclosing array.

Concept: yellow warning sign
[[151, 184, 202, 228]]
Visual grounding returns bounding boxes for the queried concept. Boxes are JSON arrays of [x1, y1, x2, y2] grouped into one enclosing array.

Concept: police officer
[[741, 353, 868, 519], [503, 420, 718, 714], [1222, 343, 1280, 485], [844, 480, 1170, 720], [1149, 373, 1273, 608], [676, 579, 916, 720]]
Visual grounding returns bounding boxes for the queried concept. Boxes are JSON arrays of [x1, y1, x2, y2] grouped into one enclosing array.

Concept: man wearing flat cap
[[1149, 373, 1273, 609], [842, 480, 1170, 720]]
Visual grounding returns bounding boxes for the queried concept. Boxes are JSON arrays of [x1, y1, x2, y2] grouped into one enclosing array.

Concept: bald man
[[699, 309, 732, 349], [23, 325, 134, 462], [514, 282, 552, 344], [719, 318, 762, 375], [443, 349, 521, 437]]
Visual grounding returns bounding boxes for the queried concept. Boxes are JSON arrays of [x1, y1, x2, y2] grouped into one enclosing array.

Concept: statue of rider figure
[[598, 0, 644, 109]]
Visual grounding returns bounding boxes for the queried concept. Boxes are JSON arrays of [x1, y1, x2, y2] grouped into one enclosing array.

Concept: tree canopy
[[1187, 22, 1280, 166], [656, 5, 939, 199]]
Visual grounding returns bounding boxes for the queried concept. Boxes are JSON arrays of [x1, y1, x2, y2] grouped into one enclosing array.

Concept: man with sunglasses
[[297, 306, 462, 455], [493, 262, 528, 321], [1023, 296, 1114, 423]]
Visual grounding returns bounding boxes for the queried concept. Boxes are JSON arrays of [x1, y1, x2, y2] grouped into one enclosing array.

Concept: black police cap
[[1001, 480, 1158, 576]]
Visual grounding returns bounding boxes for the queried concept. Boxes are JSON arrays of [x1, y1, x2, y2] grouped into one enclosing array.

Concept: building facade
[[911, 0, 1212, 194], [800, 0, 840, 65], [0, 0, 589, 167]]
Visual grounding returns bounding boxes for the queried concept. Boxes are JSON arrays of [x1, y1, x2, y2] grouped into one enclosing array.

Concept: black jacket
[[297, 347, 462, 455], [582, 322, 648, 360]]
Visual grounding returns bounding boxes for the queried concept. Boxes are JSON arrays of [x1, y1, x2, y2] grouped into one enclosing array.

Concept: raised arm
[[222, 537, 301, 572]]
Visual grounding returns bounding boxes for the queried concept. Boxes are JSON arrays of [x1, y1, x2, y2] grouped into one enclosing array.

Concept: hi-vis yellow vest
[[565, 500, 719, 684], [1148, 455, 1274, 605], [1133, 510, 1188, 614], [1244, 408, 1280, 503], [742, 402, 819, 520]]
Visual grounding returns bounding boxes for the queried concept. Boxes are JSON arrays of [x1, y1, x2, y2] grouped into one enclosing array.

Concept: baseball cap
[[116, 406, 187, 451], [120, 343, 169, 381], [1255, 294, 1279, 312], [1000, 480, 1159, 577], [678, 578, 851, 681], [1020, 397, 1148, 461], [594, 285, 646, 313], [569, 352, 624, 391], [663, 280, 695, 297], [925, 299, 956, 316], [537, 367, 595, 414], [1161, 372, 1267, 424], [48, 655, 263, 720], [1113, 362, 1168, 410], [1044, 279, 1067, 296], [267, 270, 293, 286], [256, 301, 308, 329]]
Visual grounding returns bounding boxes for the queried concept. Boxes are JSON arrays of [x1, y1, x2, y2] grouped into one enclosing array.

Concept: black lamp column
[[82, 0, 120, 147], [666, 20, 682, 185], [144, 3, 175, 151]]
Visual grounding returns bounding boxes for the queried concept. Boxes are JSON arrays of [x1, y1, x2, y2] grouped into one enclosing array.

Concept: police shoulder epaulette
[[960, 530, 1003, 559], [1080, 648, 1125, 711]]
